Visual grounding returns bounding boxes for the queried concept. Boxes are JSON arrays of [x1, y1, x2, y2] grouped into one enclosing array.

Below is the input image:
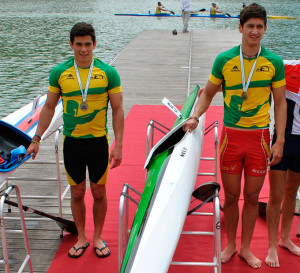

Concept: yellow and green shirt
[[209, 45, 286, 129], [48, 57, 122, 138]]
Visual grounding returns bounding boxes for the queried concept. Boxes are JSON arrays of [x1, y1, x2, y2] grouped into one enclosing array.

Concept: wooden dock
[[0, 29, 241, 273]]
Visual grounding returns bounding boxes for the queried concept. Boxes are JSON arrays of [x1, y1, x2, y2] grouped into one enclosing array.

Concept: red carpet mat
[[47, 105, 300, 273]]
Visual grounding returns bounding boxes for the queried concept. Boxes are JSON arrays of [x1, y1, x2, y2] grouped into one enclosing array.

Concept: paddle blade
[[225, 13, 232, 17], [55, 217, 78, 234], [199, 8, 206, 12], [170, 10, 175, 15]]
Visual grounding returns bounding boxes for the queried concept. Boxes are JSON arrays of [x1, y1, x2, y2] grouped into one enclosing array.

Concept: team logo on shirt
[[66, 74, 75, 80], [93, 74, 104, 80], [256, 66, 269, 72], [231, 65, 240, 72]]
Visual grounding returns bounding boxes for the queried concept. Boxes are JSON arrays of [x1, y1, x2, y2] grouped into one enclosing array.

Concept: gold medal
[[241, 92, 248, 101], [80, 102, 88, 111]]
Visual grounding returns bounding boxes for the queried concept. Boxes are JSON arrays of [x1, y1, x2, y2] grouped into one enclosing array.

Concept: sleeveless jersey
[[284, 60, 300, 135], [209, 45, 286, 129], [48, 57, 122, 139]]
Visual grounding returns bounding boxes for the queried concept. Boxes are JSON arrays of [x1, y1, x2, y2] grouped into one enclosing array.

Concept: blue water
[[0, 0, 299, 117]]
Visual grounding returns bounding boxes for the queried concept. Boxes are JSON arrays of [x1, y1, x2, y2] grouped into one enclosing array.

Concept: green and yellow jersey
[[48, 57, 122, 138], [156, 6, 161, 14], [209, 45, 286, 129]]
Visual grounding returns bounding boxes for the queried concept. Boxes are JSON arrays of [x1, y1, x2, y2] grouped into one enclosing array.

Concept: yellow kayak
[[268, 15, 298, 20]]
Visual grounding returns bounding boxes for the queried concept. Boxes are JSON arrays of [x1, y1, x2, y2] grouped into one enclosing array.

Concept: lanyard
[[74, 58, 94, 103], [239, 45, 261, 97]]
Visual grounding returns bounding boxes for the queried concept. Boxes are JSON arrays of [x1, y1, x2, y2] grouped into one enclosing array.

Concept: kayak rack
[[118, 183, 142, 271], [170, 121, 221, 272], [119, 118, 221, 272], [0, 184, 33, 273], [1, 125, 70, 238]]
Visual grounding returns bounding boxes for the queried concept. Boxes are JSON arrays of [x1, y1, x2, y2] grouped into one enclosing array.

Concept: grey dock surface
[[0, 29, 241, 272]]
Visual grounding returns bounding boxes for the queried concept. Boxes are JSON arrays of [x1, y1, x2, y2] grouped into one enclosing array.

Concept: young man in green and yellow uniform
[[184, 3, 286, 269], [27, 22, 124, 259]]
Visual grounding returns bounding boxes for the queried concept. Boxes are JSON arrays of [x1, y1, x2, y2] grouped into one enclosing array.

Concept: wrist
[[31, 139, 40, 145], [189, 116, 199, 123]]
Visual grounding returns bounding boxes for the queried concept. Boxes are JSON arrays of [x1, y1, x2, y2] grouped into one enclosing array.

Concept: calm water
[[1, 0, 299, 118]]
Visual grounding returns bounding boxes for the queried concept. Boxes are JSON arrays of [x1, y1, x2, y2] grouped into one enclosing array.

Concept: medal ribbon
[[74, 58, 94, 103], [240, 45, 261, 97]]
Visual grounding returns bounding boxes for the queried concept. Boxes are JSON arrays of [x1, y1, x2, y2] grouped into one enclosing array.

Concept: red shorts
[[219, 127, 270, 176]]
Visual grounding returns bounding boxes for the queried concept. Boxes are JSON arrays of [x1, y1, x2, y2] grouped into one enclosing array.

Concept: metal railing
[[0, 185, 33, 273]]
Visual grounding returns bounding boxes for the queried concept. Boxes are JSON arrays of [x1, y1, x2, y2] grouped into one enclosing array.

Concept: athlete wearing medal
[[27, 22, 124, 259], [184, 3, 287, 268]]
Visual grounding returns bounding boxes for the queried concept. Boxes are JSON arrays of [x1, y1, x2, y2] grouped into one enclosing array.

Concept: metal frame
[[2, 125, 70, 237], [118, 118, 221, 272], [0, 185, 33, 273], [170, 121, 221, 272], [118, 183, 141, 271]]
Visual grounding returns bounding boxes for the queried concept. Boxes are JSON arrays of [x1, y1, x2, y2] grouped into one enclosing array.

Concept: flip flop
[[68, 241, 90, 258], [94, 241, 111, 258]]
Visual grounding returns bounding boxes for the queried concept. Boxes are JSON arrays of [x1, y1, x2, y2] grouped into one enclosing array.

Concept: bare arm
[[183, 80, 221, 132], [109, 92, 125, 169], [26, 91, 61, 159], [269, 85, 287, 166]]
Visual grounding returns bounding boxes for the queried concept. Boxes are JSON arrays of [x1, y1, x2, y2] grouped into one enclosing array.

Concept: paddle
[[4, 199, 78, 234], [258, 201, 300, 218], [198, 8, 206, 12]]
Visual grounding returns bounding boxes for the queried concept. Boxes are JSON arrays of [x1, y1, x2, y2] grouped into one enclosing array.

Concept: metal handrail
[[0, 185, 33, 273], [118, 183, 142, 271]]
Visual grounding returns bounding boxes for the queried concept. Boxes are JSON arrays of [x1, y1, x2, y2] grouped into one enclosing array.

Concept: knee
[[71, 187, 86, 201], [244, 192, 260, 206], [91, 185, 106, 201], [269, 191, 284, 205], [224, 192, 240, 205]]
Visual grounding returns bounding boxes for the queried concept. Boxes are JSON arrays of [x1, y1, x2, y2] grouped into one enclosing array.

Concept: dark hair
[[70, 22, 96, 44], [240, 3, 267, 27]]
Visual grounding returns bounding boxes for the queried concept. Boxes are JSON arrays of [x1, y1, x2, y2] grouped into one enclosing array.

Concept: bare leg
[[90, 183, 109, 256], [279, 170, 300, 256], [68, 181, 89, 256], [221, 173, 241, 263], [238, 175, 265, 269], [265, 170, 286, 267]]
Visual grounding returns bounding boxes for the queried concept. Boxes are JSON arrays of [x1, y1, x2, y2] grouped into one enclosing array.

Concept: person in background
[[180, 0, 191, 33], [210, 2, 222, 15], [26, 22, 124, 259], [241, 3, 247, 11], [265, 60, 300, 268], [183, 3, 287, 268], [156, 2, 168, 14]]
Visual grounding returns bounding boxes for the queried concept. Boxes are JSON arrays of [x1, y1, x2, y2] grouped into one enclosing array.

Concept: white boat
[[121, 86, 205, 272], [0, 94, 62, 183]]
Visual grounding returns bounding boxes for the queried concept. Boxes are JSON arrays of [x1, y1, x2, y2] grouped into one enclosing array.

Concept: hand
[[109, 145, 122, 169], [182, 118, 199, 133], [26, 143, 40, 160], [268, 141, 283, 166]]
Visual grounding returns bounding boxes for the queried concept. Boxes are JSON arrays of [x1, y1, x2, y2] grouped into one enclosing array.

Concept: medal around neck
[[241, 92, 248, 101], [74, 58, 94, 112], [80, 101, 88, 111]]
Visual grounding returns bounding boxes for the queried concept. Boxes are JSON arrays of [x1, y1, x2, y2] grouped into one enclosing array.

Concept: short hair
[[240, 3, 267, 26], [70, 22, 96, 44]]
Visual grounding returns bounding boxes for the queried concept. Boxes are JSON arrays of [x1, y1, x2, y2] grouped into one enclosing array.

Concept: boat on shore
[[120, 85, 205, 273], [0, 95, 62, 183]]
